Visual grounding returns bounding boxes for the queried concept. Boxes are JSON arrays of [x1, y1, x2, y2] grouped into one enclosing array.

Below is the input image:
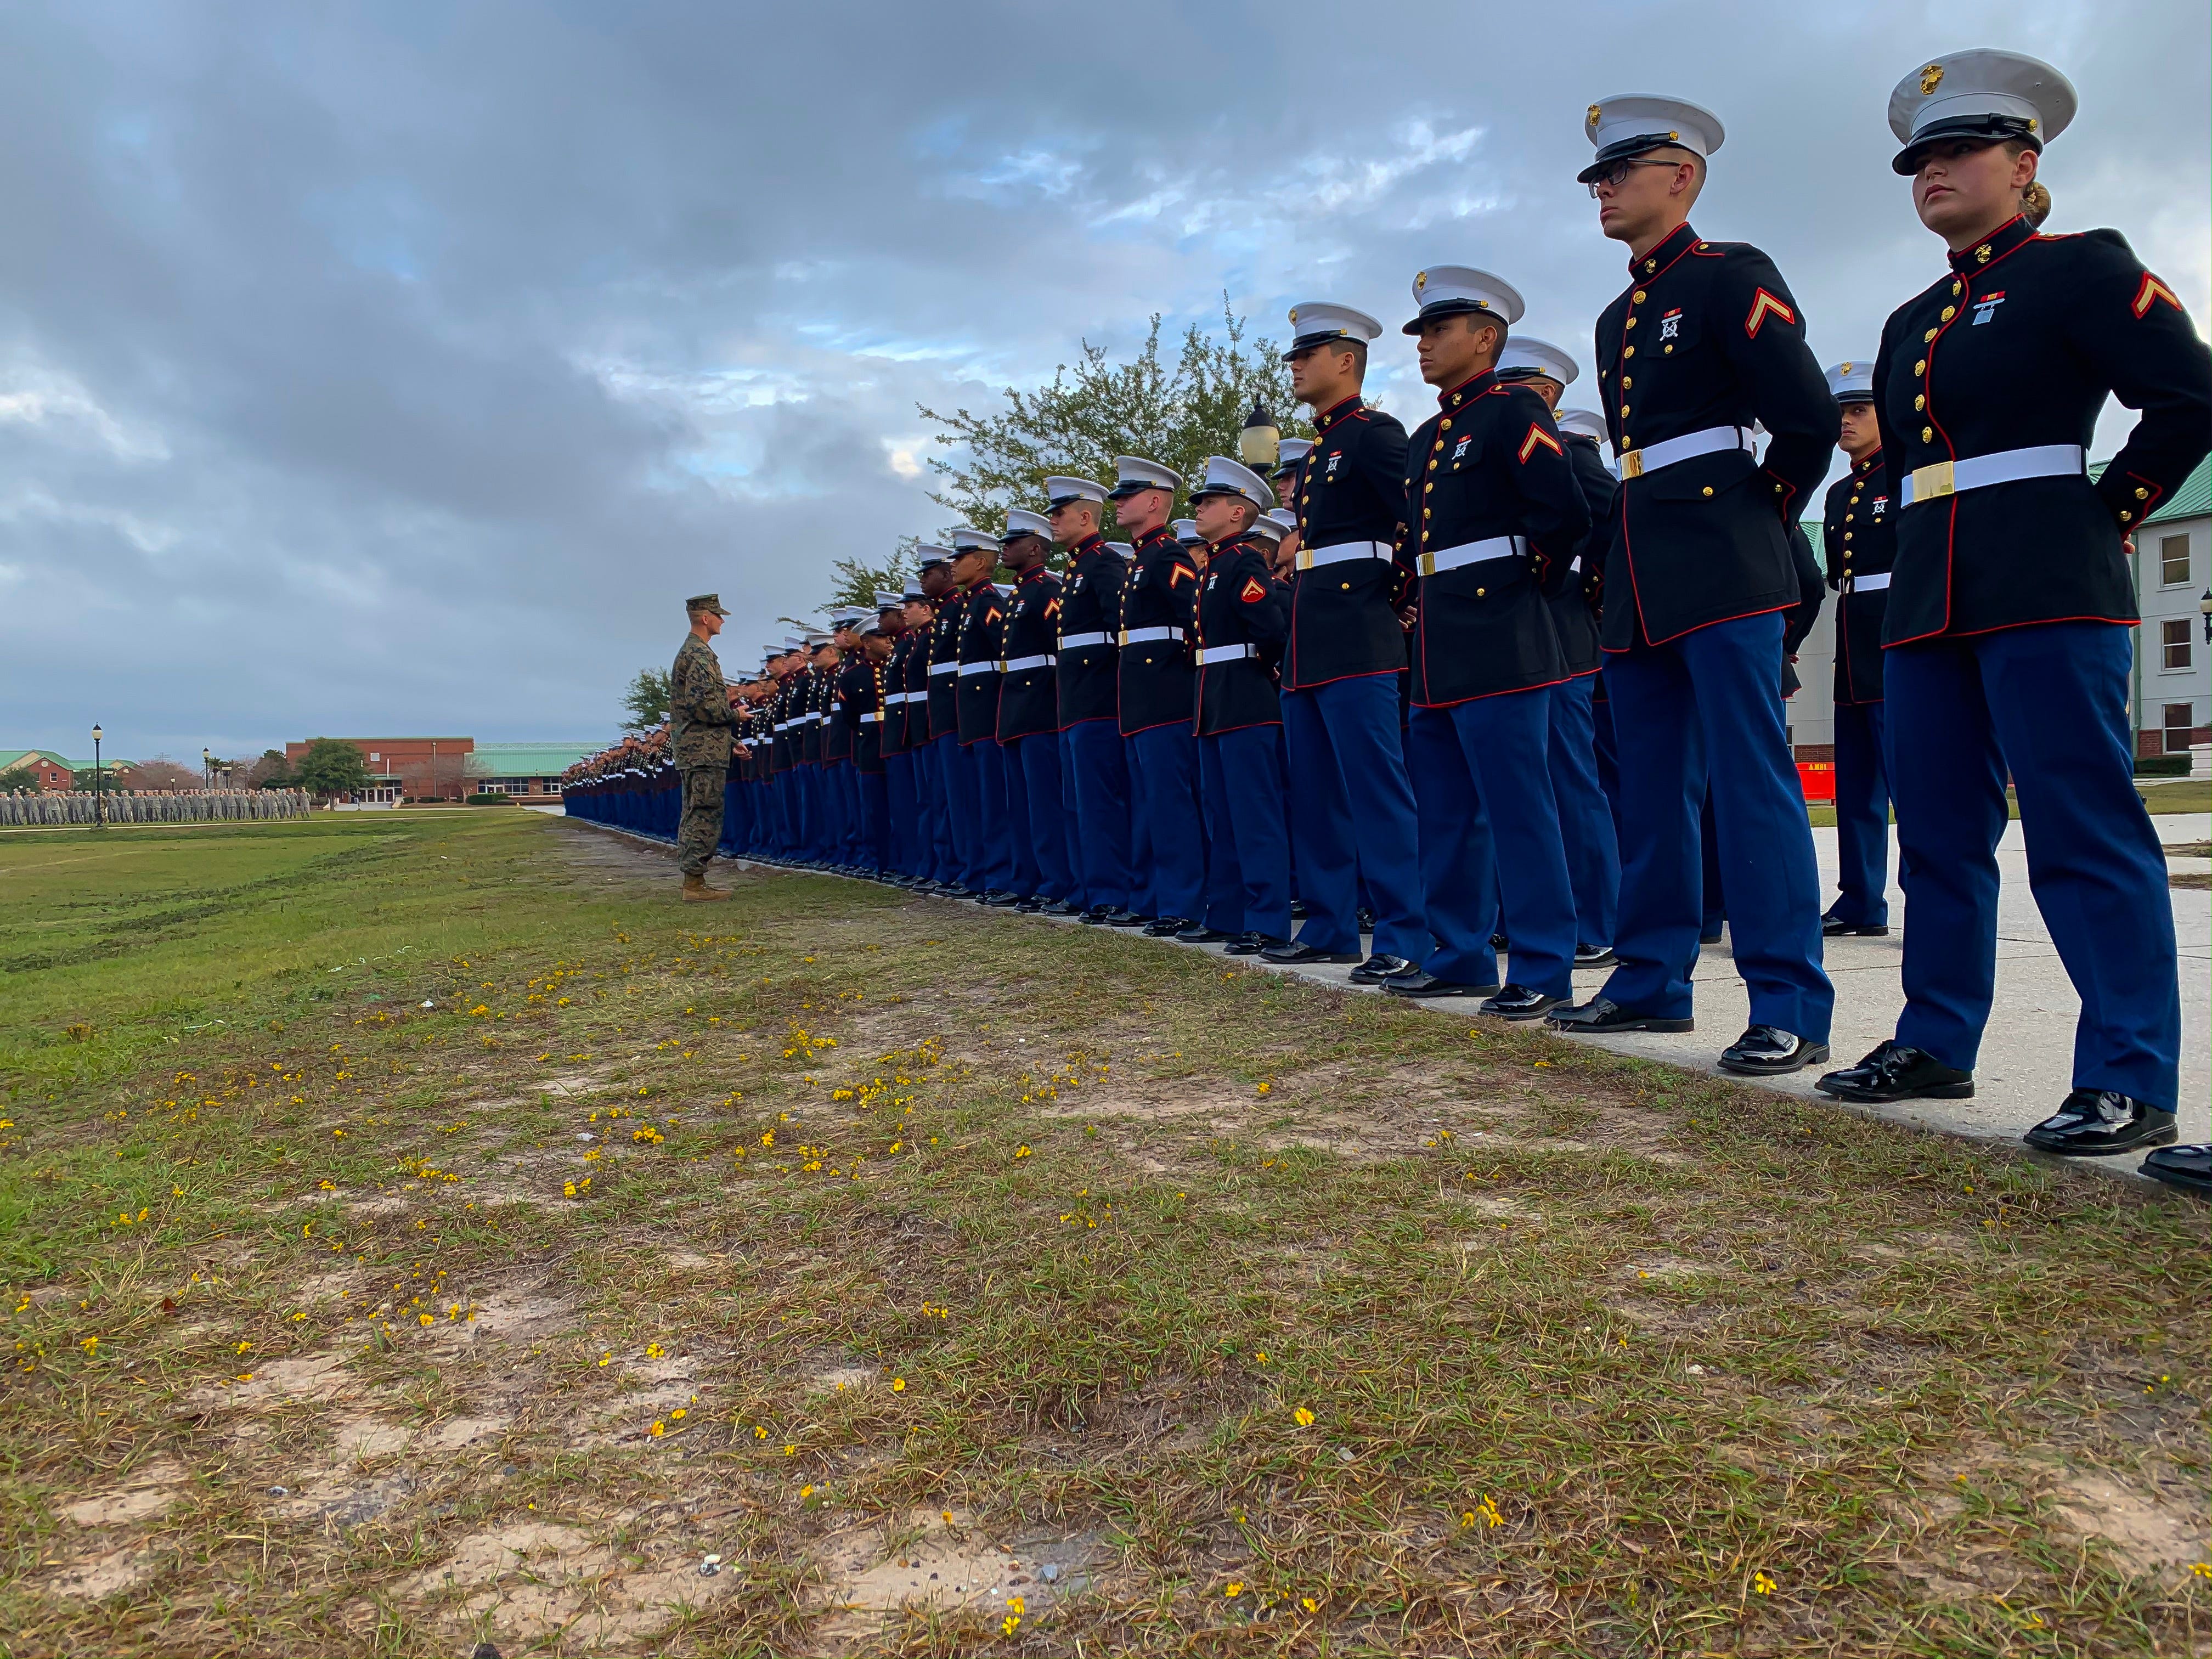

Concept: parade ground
[[1, 809, 2204, 1655]]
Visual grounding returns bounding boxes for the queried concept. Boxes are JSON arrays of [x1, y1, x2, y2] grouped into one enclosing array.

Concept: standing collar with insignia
[[1136, 523, 1181, 548], [1948, 213, 2034, 275], [1436, 366, 1498, 410], [1856, 446, 1883, 472], [1313, 395, 1364, 433], [1071, 532, 1107, 559], [1016, 562, 1050, 584], [1629, 221, 1701, 278]]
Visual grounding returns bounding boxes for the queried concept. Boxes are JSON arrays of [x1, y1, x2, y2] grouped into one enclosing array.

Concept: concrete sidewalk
[[555, 808, 2210, 1180], [1168, 811, 2211, 1172]]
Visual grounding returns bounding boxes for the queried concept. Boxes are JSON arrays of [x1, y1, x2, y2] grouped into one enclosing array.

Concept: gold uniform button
[[2120, 510, 2134, 522], [1632, 289, 1647, 303], [1663, 344, 1673, 354], [1951, 280, 1963, 295], [1440, 418, 1452, 431], [2136, 486, 2150, 499], [1914, 359, 1927, 376], [1621, 376, 1633, 388], [1624, 345, 1635, 358], [1923, 328, 1938, 343], [1621, 405, 1631, 419], [1843, 532, 1853, 541], [1914, 394, 1925, 411], [1940, 306, 1956, 321], [1844, 514, 1854, 522], [1475, 588, 1486, 597], [1427, 460, 1437, 471], [1340, 582, 1351, 591], [1921, 425, 1933, 442], [1425, 482, 1434, 492], [1701, 486, 1713, 497]]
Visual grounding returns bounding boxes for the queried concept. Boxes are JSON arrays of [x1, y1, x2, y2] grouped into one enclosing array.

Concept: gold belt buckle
[[1911, 459, 1956, 502], [1417, 550, 1439, 578], [1116, 629, 1129, 647], [1619, 447, 1645, 480], [1294, 548, 1316, 571], [995, 660, 1008, 674]]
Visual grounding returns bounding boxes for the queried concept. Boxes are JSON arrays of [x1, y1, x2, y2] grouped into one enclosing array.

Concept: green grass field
[[2, 811, 2205, 1655]]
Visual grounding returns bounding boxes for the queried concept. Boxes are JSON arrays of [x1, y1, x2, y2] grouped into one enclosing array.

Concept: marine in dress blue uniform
[[1499, 340, 1622, 967], [825, 616, 866, 868], [949, 529, 1016, 901], [1184, 458, 1295, 951], [1812, 52, 2212, 1169], [900, 575, 946, 884], [870, 591, 916, 881], [995, 509, 1074, 912], [1545, 96, 1841, 1075], [851, 618, 892, 873], [1050, 473, 1144, 927], [921, 547, 973, 893], [1815, 362, 1899, 935], [1257, 302, 1430, 984], [1384, 267, 1590, 1016], [1115, 459, 1211, 934]]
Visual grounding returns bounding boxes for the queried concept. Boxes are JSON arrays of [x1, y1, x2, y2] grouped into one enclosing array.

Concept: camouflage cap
[[685, 592, 729, 616]]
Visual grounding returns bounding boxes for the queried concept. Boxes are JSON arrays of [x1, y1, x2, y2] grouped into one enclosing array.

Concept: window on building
[[2164, 703, 2196, 753], [2162, 619, 2192, 670], [2159, 534, 2192, 588]]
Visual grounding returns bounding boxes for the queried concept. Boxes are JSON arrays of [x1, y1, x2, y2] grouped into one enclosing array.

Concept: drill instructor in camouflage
[[673, 594, 739, 899]]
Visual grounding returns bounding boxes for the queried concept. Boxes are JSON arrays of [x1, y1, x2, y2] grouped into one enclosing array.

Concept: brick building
[[284, 737, 473, 803]]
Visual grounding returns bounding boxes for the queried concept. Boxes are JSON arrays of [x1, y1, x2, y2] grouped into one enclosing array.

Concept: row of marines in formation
[[566, 51, 2211, 1197]]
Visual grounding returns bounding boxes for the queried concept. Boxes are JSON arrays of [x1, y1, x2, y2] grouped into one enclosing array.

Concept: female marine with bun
[[1814, 51, 2211, 1190]]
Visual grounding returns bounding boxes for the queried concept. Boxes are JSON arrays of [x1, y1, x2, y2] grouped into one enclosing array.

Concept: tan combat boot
[[680, 873, 730, 902]]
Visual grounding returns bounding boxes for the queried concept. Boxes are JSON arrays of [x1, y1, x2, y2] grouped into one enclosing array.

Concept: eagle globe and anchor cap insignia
[[1920, 63, 1945, 94]]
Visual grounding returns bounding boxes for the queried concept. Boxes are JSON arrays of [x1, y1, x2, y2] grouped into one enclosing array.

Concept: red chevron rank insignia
[[1743, 287, 1796, 337], [1239, 577, 1266, 603], [2134, 273, 2183, 318], [1517, 424, 1564, 463]]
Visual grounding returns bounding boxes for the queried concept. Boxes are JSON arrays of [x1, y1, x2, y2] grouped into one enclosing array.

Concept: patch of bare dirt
[[61, 1459, 188, 1528], [401, 1517, 735, 1647], [45, 1546, 159, 1600], [190, 1352, 354, 1410], [808, 1507, 1105, 1642], [2050, 1469, 2209, 1575]]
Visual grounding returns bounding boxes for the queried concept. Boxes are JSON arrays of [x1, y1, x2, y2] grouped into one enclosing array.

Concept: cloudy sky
[[2, 0, 2204, 763]]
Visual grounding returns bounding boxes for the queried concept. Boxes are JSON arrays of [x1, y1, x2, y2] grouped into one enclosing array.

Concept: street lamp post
[[2199, 587, 2210, 645], [92, 724, 104, 830], [202, 746, 213, 790], [1238, 397, 1282, 472]]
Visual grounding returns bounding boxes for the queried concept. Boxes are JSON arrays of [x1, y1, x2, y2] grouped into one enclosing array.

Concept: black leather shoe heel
[[1813, 1041, 1973, 1103], [1480, 985, 1564, 1021], [1544, 997, 1693, 1034], [1717, 1026, 1830, 1076], [2023, 1091, 2177, 1157]]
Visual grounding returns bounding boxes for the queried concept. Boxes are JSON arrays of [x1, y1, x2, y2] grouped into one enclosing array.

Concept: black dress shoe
[[1717, 1026, 1831, 1075], [1480, 984, 1564, 1021], [1259, 940, 1362, 965], [1572, 943, 1617, 969], [941, 882, 972, 898], [1348, 953, 1419, 984], [1175, 923, 1228, 944], [1489, 932, 1509, 951], [1141, 916, 1189, 937], [1385, 972, 1502, 999], [1223, 931, 1283, 956], [1079, 904, 1112, 924], [2023, 1091, 2178, 1156], [2140, 1143, 2211, 1197], [1015, 899, 1044, 913], [1813, 1041, 1973, 1103], [1041, 899, 1082, 916], [1104, 909, 1147, 928], [1821, 912, 1891, 937], [1544, 996, 1694, 1034]]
